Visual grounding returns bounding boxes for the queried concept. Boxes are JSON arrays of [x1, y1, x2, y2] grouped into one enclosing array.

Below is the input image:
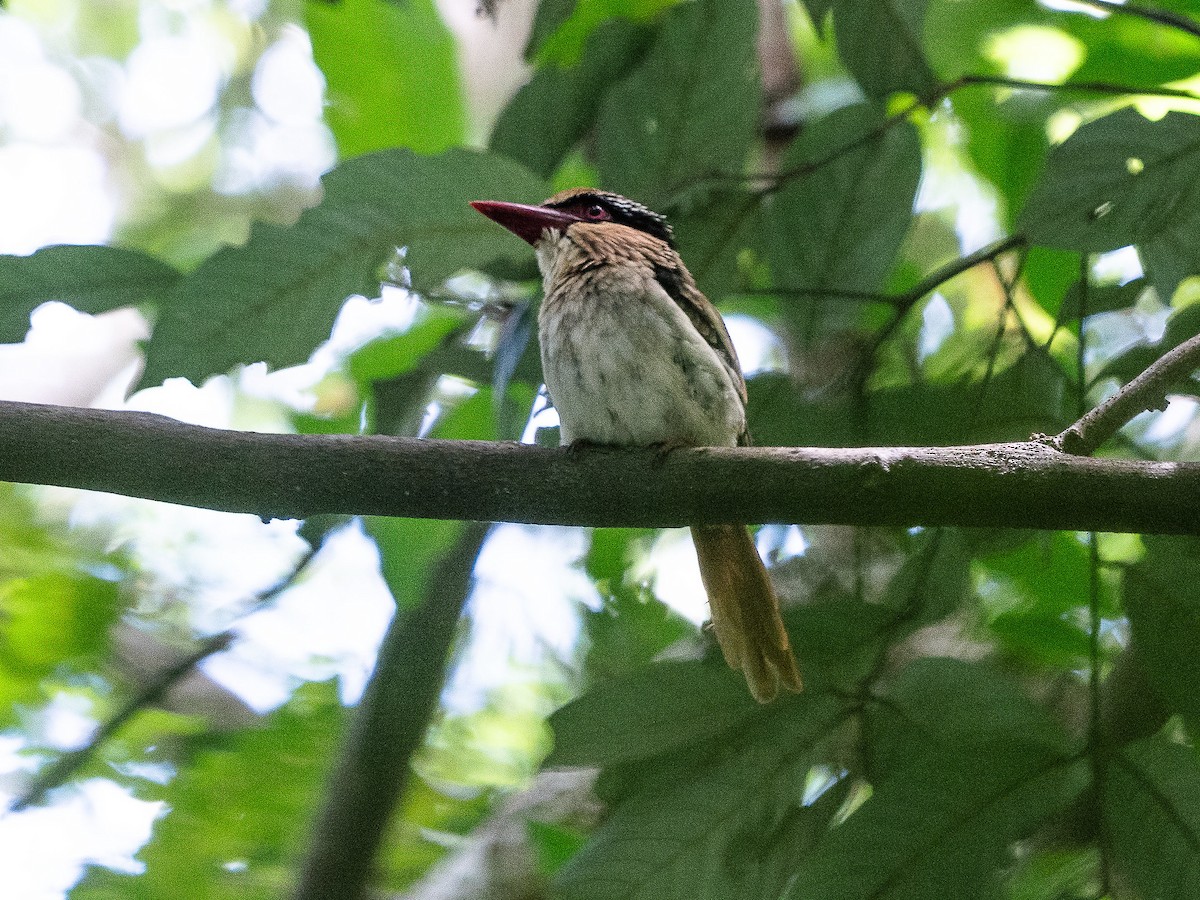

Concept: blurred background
[[1, 0, 1199, 897]]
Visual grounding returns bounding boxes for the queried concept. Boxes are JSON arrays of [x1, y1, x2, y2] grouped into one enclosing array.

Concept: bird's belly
[[539, 288, 744, 448]]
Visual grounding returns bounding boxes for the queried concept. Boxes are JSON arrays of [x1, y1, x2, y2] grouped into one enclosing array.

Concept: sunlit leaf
[[0, 245, 179, 343], [1019, 108, 1200, 300], [139, 149, 547, 387], [73, 682, 345, 900], [307, 0, 466, 156]]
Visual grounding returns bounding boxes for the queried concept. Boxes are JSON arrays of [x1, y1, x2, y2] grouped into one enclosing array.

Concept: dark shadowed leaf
[[1107, 734, 1200, 900], [0, 245, 179, 343], [139, 149, 547, 387], [594, 0, 759, 209], [831, 0, 937, 100], [768, 103, 921, 296], [1125, 536, 1200, 729], [306, 0, 465, 157], [868, 657, 1080, 781], [491, 20, 655, 180], [548, 660, 760, 767], [554, 694, 845, 900], [1019, 109, 1200, 301], [794, 658, 1086, 898], [795, 744, 1087, 899], [529, 0, 677, 65]]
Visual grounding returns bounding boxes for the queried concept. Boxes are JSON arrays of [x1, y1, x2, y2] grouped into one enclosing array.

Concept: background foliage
[[2, 0, 1200, 897]]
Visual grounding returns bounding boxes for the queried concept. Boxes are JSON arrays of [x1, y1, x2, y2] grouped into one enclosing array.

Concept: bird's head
[[471, 188, 675, 253]]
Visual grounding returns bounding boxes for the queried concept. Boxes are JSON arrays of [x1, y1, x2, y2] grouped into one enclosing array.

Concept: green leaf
[[594, 0, 759, 208], [1125, 536, 1200, 728], [491, 20, 655, 180], [793, 658, 1086, 899], [554, 694, 845, 900], [1107, 734, 1200, 900], [671, 186, 768, 299], [1057, 276, 1145, 326], [139, 149, 547, 387], [868, 657, 1080, 781], [73, 681, 346, 900], [1019, 109, 1200, 301], [768, 103, 921, 296], [528, 0, 679, 65], [802, 0, 835, 25], [548, 660, 760, 767], [0, 245, 179, 343], [831, 0, 938, 100], [306, 0, 465, 156], [794, 744, 1087, 899]]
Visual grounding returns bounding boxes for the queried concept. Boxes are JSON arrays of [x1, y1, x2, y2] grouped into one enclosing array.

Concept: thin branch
[[867, 235, 1028, 363], [0, 401, 1199, 534], [9, 545, 319, 813], [673, 73, 1200, 201], [10, 633, 231, 813], [1051, 332, 1200, 455], [1076, 0, 1200, 41], [957, 72, 1200, 101], [292, 521, 490, 900]]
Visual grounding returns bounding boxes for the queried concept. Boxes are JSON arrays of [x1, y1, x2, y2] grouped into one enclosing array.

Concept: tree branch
[[292, 521, 490, 900], [1051, 332, 1200, 456], [10, 631, 233, 812], [9, 544, 319, 812], [0, 400, 1198, 533]]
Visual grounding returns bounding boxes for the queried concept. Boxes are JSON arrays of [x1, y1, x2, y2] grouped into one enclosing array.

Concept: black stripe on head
[[543, 190, 675, 247]]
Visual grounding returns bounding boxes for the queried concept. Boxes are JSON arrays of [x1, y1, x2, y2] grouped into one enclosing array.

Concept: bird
[[470, 188, 802, 702]]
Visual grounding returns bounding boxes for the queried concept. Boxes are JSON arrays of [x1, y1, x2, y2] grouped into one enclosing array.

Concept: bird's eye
[[585, 204, 609, 220]]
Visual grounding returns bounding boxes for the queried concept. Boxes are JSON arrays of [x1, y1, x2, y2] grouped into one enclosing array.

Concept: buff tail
[[691, 524, 802, 703]]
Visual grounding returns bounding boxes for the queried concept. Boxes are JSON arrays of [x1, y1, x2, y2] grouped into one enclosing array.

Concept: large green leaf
[[1107, 734, 1200, 900], [139, 149, 547, 387], [1019, 108, 1200, 299], [794, 658, 1087, 898], [794, 745, 1087, 899], [831, 0, 938, 100], [594, 0, 759, 208], [491, 20, 655, 180], [306, 0, 465, 157], [0, 485, 125, 728], [1125, 536, 1200, 729], [548, 660, 760, 767], [767, 103, 922, 296], [0, 245, 179, 343], [554, 694, 845, 900]]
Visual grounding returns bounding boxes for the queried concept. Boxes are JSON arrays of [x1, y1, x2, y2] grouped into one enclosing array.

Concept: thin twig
[[867, 235, 1028, 362], [958, 73, 1200, 101], [672, 73, 1200, 202], [9, 545, 319, 813], [10, 633, 233, 812], [1051, 331, 1200, 455], [1076, 0, 1200, 41]]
